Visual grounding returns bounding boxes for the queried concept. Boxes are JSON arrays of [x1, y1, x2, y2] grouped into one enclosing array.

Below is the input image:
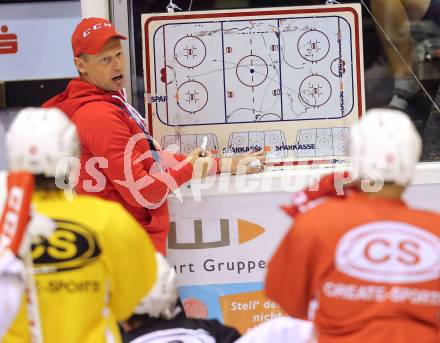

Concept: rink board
[[165, 170, 440, 333]]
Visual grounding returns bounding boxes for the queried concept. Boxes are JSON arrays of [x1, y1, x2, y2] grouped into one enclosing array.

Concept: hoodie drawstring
[[112, 93, 163, 172]]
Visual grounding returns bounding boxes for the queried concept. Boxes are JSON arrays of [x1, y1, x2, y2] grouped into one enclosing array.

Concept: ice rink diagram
[[152, 15, 356, 127], [228, 130, 288, 158], [295, 127, 350, 157]]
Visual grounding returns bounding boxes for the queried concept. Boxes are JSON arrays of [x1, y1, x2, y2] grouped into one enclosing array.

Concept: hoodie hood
[[42, 78, 122, 119]]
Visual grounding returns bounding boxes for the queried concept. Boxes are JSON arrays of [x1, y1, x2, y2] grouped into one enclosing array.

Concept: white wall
[[0, 1, 81, 81]]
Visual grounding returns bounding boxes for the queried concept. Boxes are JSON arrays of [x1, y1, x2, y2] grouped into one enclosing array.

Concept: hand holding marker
[[198, 135, 263, 171], [229, 146, 264, 170], [200, 136, 208, 157]]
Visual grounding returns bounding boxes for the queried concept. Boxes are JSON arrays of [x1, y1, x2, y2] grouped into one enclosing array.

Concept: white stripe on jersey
[[129, 328, 215, 343]]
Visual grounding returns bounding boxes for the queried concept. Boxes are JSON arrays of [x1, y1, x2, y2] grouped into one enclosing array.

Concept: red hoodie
[[43, 78, 194, 254]]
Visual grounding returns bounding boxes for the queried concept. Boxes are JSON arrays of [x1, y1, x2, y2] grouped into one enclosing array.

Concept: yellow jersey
[[3, 191, 157, 343]]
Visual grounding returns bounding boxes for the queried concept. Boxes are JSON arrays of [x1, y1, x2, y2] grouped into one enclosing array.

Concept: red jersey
[[266, 192, 440, 343], [43, 78, 194, 254]]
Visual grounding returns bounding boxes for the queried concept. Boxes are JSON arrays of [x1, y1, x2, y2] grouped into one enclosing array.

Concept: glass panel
[[132, 0, 440, 162]]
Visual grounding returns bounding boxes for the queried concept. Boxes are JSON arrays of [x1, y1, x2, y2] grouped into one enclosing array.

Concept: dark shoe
[[389, 91, 432, 134]]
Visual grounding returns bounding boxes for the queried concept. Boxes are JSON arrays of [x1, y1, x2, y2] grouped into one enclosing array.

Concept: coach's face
[[75, 38, 126, 92]]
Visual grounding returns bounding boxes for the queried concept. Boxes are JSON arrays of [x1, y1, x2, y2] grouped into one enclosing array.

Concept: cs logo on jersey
[[31, 219, 101, 273], [336, 221, 440, 283]]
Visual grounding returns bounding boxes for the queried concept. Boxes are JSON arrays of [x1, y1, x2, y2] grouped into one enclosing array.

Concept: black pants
[[424, 0, 440, 25]]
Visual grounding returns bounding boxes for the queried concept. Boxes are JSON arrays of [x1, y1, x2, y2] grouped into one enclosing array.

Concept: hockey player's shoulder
[[404, 206, 440, 233], [296, 195, 348, 219]]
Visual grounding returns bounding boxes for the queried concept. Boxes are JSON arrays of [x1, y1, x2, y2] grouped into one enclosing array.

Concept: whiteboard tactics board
[[142, 4, 365, 163]]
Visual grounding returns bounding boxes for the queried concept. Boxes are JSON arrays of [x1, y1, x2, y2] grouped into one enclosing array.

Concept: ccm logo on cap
[[336, 221, 440, 283], [82, 22, 112, 38]]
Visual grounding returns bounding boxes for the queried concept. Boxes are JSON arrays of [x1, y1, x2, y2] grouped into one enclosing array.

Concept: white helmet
[[6, 107, 79, 179], [134, 253, 179, 319], [348, 108, 422, 185]]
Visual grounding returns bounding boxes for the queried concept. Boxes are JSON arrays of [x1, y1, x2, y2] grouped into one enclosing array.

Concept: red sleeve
[[265, 215, 316, 319], [73, 102, 193, 208]]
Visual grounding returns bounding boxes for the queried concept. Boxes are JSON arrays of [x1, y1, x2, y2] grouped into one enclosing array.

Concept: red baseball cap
[[71, 17, 127, 57]]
